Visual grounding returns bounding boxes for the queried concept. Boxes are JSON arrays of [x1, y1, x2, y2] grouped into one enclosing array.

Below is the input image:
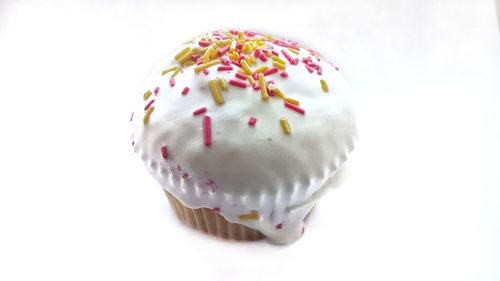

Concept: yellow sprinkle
[[239, 210, 259, 221], [194, 59, 221, 73], [257, 40, 266, 46], [216, 39, 232, 46], [143, 90, 152, 100], [229, 51, 239, 61], [247, 56, 256, 65], [274, 88, 285, 99], [217, 77, 228, 91], [208, 80, 224, 105], [191, 47, 204, 54], [256, 66, 269, 73], [202, 45, 215, 63], [258, 73, 268, 100], [272, 55, 286, 65], [237, 69, 247, 75], [247, 75, 256, 86], [273, 61, 286, 70], [280, 118, 291, 135], [287, 47, 300, 55], [242, 43, 251, 54], [320, 79, 329, 92], [161, 66, 178, 76], [178, 52, 193, 64], [210, 47, 219, 59], [170, 68, 181, 78], [143, 106, 155, 125], [238, 32, 245, 40], [184, 61, 195, 66], [285, 97, 300, 106], [229, 40, 237, 53], [263, 34, 273, 40], [241, 60, 253, 75], [175, 47, 190, 60]]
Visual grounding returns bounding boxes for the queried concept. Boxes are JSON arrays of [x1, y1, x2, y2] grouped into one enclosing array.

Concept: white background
[[1, 0, 499, 280]]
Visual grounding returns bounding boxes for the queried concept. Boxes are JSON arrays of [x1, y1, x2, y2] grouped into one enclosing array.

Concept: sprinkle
[[202, 68, 209, 75], [217, 77, 228, 90], [252, 72, 258, 80], [193, 107, 207, 115], [281, 49, 295, 64], [280, 118, 291, 134], [208, 80, 224, 105], [273, 61, 286, 70], [292, 58, 299, 65], [287, 47, 300, 55], [154, 87, 159, 94], [274, 88, 285, 98], [229, 40, 237, 53], [247, 56, 256, 65], [191, 54, 202, 61], [162, 66, 178, 76], [285, 102, 305, 114], [143, 90, 152, 100], [174, 47, 190, 60], [240, 60, 253, 75], [271, 49, 279, 56], [216, 39, 231, 46], [247, 75, 256, 85], [182, 86, 190, 95], [248, 117, 257, 126], [229, 51, 239, 61], [272, 55, 286, 65], [253, 84, 261, 91], [231, 60, 241, 67], [320, 79, 329, 92], [198, 41, 211, 47], [130, 112, 134, 122], [202, 45, 215, 63], [220, 57, 231, 65], [276, 223, 283, 229], [317, 66, 323, 75], [280, 71, 288, 78], [258, 73, 268, 100], [238, 210, 259, 221], [144, 99, 155, 111], [242, 43, 251, 54], [170, 68, 181, 78], [305, 64, 314, 73], [254, 48, 261, 58], [218, 45, 230, 56], [169, 78, 175, 87], [143, 106, 155, 125], [259, 53, 268, 62], [256, 66, 269, 73], [212, 207, 221, 213], [228, 79, 247, 88], [203, 115, 211, 146], [284, 97, 300, 106], [235, 72, 248, 80], [194, 59, 221, 73], [161, 145, 168, 159], [262, 67, 278, 76]]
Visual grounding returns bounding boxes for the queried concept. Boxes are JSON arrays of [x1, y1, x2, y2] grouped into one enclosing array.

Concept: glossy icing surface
[[131, 30, 357, 244]]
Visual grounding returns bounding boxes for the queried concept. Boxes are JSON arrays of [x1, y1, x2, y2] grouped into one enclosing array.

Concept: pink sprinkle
[[276, 223, 283, 230], [196, 58, 204, 65], [130, 112, 134, 122], [280, 71, 288, 78], [193, 107, 207, 116], [154, 87, 160, 94], [218, 45, 229, 56], [228, 79, 247, 88], [281, 49, 294, 64], [161, 145, 168, 159], [285, 101, 305, 114], [292, 58, 299, 65], [212, 207, 221, 213], [182, 87, 190, 95], [248, 117, 257, 126], [202, 68, 209, 75], [169, 78, 175, 87], [259, 53, 268, 62], [253, 84, 260, 91], [220, 57, 231, 65], [203, 115, 211, 146], [235, 72, 248, 80], [199, 41, 211, 47], [271, 49, 279, 56], [239, 55, 247, 61], [317, 66, 323, 75], [144, 99, 155, 111], [191, 54, 202, 61], [236, 42, 243, 50], [252, 72, 258, 80], [268, 89, 275, 96], [231, 60, 241, 67], [262, 67, 278, 76], [304, 64, 314, 73], [254, 49, 261, 58], [217, 65, 233, 71]]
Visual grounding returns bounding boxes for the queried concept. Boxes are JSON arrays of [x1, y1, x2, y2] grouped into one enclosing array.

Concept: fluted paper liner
[[164, 190, 264, 241]]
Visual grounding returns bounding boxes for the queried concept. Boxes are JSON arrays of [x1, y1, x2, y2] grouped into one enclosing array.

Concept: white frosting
[[131, 31, 357, 244]]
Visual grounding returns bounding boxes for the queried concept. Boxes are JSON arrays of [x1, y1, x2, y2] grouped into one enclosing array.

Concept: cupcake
[[130, 30, 357, 244]]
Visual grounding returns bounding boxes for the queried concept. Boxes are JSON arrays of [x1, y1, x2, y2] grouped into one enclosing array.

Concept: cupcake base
[[164, 190, 264, 241]]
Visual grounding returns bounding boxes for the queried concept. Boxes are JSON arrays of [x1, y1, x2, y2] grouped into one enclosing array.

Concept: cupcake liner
[[164, 190, 263, 241]]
